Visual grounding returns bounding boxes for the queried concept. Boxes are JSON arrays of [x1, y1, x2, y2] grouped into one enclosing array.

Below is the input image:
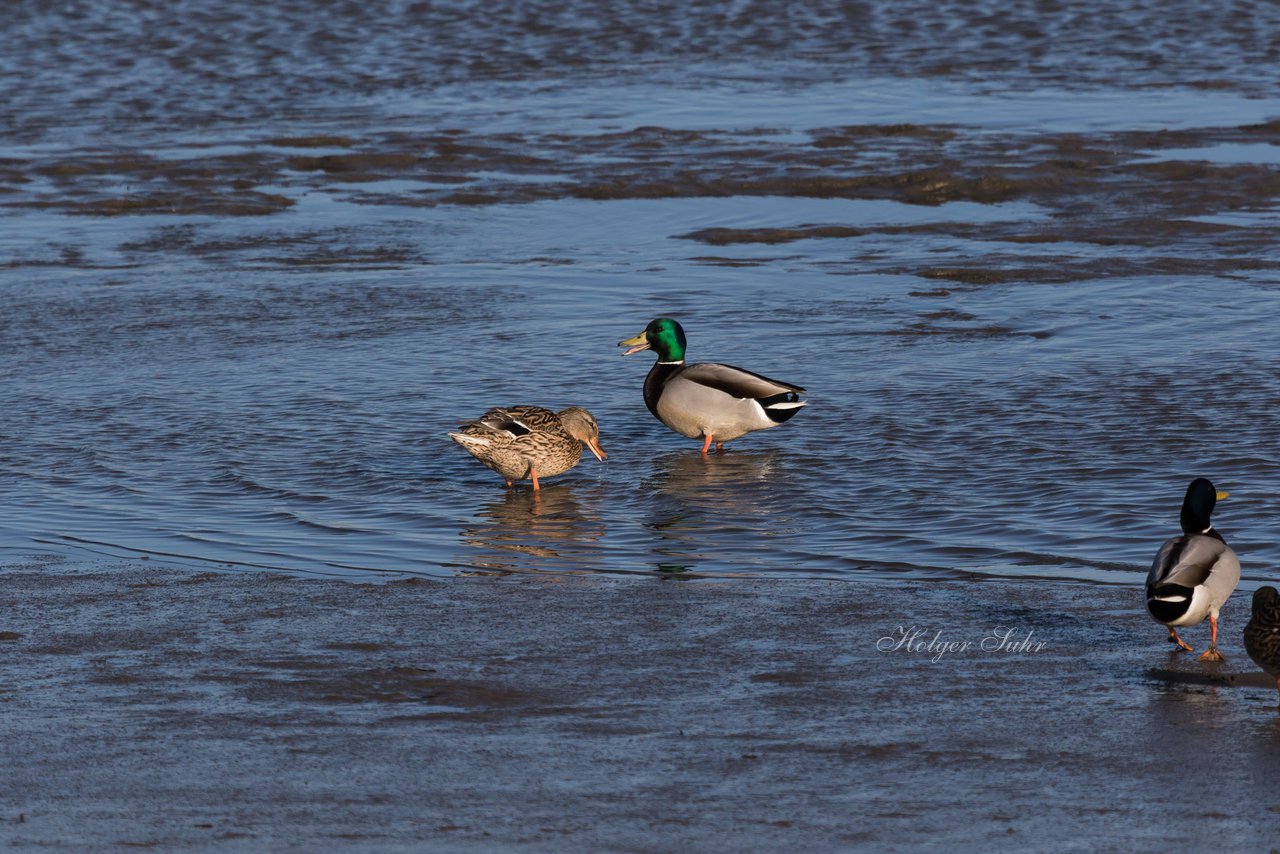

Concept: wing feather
[[1147, 534, 1230, 590], [677, 362, 806, 400], [461, 405, 560, 437]]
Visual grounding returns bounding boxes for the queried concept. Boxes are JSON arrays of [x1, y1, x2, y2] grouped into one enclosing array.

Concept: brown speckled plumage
[[449, 405, 606, 491], [1243, 586, 1280, 700]]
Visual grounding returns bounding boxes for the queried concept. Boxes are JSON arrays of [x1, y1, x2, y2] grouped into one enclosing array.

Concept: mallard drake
[[1145, 478, 1240, 661], [449, 405, 606, 491], [1243, 586, 1280, 701], [618, 317, 806, 454]]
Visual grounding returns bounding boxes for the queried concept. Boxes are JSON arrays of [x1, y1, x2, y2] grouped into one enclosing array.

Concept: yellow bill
[[618, 332, 650, 356]]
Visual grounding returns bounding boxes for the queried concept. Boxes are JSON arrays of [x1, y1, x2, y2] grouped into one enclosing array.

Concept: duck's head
[[1180, 477, 1229, 534], [558, 407, 608, 461], [619, 317, 687, 363], [1253, 586, 1280, 622]]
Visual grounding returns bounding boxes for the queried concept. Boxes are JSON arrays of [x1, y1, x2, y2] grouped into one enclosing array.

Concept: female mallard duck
[[1145, 478, 1240, 661], [449, 405, 606, 491], [1244, 586, 1280, 701], [618, 317, 806, 454]]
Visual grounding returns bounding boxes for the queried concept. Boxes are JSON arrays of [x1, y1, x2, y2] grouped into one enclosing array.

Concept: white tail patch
[[449, 432, 492, 449], [1152, 595, 1188, 603], [765, 400, 807, 410]]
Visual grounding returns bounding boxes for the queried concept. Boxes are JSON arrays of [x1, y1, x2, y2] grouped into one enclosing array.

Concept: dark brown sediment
[[6, 122, 1279, 287], [2, 565, 1278, 849]]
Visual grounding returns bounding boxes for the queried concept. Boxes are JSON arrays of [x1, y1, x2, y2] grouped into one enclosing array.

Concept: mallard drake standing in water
[[1145, 478, 1240, 661], [449, 405, 606, 491], [618, 317, 806, 454], [1244, 586, 1280, 701]]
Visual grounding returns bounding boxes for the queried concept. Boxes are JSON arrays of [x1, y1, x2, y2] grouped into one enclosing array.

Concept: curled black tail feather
[[1146, 583, 1194, 624], [761, 392, 805, 424]]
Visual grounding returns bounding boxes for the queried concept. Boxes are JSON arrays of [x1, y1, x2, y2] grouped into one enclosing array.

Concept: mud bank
[[1, 566, 1278, 851], [7, 120, 1280, 293]]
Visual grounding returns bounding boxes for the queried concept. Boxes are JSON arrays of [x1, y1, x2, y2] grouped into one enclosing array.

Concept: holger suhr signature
[[877, 626, 1047, 663]]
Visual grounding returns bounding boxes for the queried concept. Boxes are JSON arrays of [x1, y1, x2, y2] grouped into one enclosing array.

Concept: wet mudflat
[[2, 565, 1279, 851], [4, 0, 1280, 849]]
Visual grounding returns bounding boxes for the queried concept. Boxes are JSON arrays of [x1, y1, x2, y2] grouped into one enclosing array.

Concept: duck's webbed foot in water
[[1168, 627, 1194, 652]]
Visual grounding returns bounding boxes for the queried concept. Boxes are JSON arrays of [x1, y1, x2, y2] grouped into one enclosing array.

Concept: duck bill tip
[[618, 334, 650, 356]]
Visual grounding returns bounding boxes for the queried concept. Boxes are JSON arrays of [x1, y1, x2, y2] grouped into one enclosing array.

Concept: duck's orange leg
[[504, 479, 514, 490], [530, 464, 541, 492], [1198, 616, 1225, 661], [700, 434, 714, 456], [1168, 626, 1193, 652]]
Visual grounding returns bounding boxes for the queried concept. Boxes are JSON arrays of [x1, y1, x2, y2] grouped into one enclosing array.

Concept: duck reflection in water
[[642, 448, 792, 577], [649, 447, 784, 491], [457, 482, 606, 575]]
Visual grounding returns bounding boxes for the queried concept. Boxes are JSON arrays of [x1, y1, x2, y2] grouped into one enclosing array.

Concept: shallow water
[[3, 0, 1280, 585]]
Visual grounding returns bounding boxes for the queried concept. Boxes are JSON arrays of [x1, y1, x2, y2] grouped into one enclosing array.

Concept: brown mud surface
[[7, 120, 1279, 287], [2, 566, 1278, 851]]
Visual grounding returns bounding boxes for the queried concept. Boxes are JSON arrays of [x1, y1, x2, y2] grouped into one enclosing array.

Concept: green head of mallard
[[618, 317, 687, 362]]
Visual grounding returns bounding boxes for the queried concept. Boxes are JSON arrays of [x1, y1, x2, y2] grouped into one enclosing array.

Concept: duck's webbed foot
[[1168, 627, 1194, 652], [1197, 645, 1225, 663]]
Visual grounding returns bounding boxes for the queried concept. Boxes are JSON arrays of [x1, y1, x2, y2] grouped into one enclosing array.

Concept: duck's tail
[[1146, 583, 1195, 624], [760, 393, 807, 424], [448, 431, 493, 452]]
